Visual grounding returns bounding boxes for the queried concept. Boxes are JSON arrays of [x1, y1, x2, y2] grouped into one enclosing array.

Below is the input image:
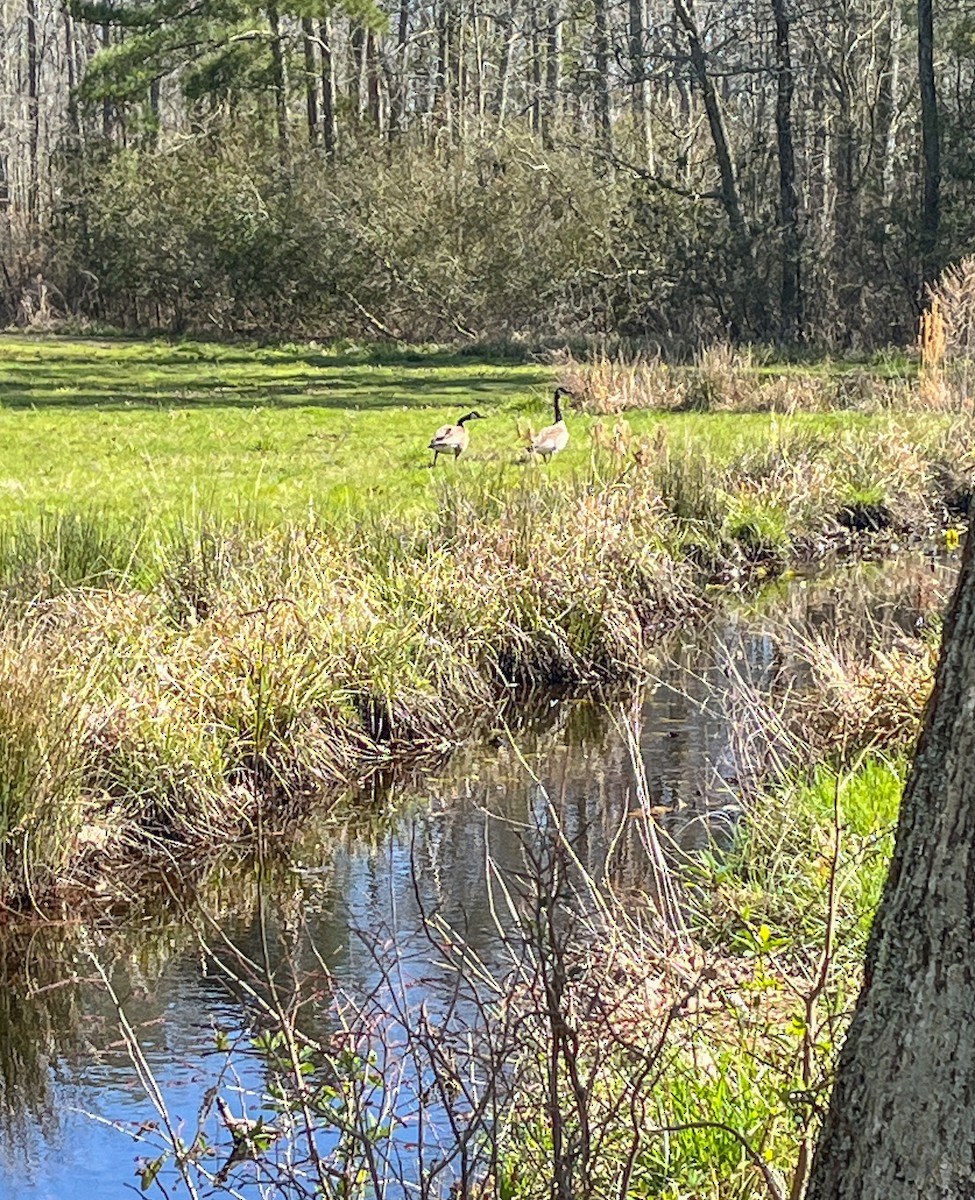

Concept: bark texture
[[918, 0, 940, 283], [771, 0, 802, 341], [807, 530, 975, 1199]]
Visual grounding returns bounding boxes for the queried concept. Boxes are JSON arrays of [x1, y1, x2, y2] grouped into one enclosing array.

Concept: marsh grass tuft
[[0, 512, 145, 596], [0, 624, 92, 904], [922, 256, 975, 409]]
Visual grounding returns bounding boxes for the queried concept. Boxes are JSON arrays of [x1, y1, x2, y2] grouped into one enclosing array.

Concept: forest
[[0, 0, 971, 346]]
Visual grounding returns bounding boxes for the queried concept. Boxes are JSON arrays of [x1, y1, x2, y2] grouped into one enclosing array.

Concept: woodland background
[[0, 0, 969, 347]]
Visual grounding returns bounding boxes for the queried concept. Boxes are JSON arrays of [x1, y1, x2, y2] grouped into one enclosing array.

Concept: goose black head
[[552, 388, 572, 421], [458, 410, 485, 425]]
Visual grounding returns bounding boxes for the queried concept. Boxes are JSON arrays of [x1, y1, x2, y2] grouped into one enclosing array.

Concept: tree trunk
[[831, 30, 859, 340], [593, 0, 612, 157], [495, 0, 518, 128], [101, 24, 113, 140], [64, 10, 81, 143], [672, 0, 746, 245], [26, 0, 39, 224], [472, 1, 486, 132], [805, 58, 830, 321], [350, 25, 366, 119], [319, 18, 337, 154], [674, 0, 770, 336], [434, 1, 453, 136], [918, 0, 939, 283], [266, 0, 288, 154], [530, 0, 542, 135], [771, 0, 802, 342], [543, 1, 561, 148], [366, 30, 381, 133], [807, 530, 975, 1198], [454, 3, 466, 143], [628, 0, 649, 159], [878, 0, 901, 218], [388, 0, 410, 138], [301, 17, 319, 144]]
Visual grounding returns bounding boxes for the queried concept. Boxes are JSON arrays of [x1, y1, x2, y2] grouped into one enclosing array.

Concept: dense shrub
[[52, 132, 630, 341]]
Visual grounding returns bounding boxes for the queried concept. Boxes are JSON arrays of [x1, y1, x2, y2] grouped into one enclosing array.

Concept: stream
[[0, 552, 957, 1199]]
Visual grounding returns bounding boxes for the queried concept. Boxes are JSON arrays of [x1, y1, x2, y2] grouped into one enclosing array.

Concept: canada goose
[[530, 388, 572, 461], [428, 410, 484, 467]]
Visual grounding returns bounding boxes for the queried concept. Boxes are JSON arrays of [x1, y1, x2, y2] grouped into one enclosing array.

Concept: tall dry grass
[[557, 348, 921, 414], [920, 256, 975, 409]]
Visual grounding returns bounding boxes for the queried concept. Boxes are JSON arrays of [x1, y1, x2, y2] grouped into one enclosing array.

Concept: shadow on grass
[[0, 338, 552, 411]]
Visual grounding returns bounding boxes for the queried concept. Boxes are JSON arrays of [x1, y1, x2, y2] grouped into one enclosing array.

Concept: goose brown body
[[531, 388, 572, 461], [428, 410, 484, 466]]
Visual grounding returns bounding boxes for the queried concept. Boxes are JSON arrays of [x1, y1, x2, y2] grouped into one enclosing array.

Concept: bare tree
[[772, 0, 802, 340], [593, 0, 612, 157]]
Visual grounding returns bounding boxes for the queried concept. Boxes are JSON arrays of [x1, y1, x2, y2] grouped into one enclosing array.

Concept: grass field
[[0, 334, 927, 528], [0, 336, 549, 521]]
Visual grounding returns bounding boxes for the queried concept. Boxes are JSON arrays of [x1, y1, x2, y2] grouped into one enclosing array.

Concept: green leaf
[[139, 1155, 166, 1191]]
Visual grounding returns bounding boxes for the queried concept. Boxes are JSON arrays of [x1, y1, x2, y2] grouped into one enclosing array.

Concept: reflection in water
[[0, 553, 957, 1198]]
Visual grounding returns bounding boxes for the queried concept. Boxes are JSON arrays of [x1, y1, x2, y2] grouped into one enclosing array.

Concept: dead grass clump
[[921, 257, 975, 408], [838, 373, 918, 411], [724, 614, 937, 771], [684, 341, 756, 410], [918, 295, 951, 408], [556, 349, 684, 413], [788, 635, 936, 758], [0, 627, 93, 905], [558, 348, 910, 416], [435, 476, 703, 684]]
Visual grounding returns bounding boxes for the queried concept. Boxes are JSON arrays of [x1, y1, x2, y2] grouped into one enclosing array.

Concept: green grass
[[0, 335, 548, 522], [699, 756, 905, 966], [0, 334, 957, 530]]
